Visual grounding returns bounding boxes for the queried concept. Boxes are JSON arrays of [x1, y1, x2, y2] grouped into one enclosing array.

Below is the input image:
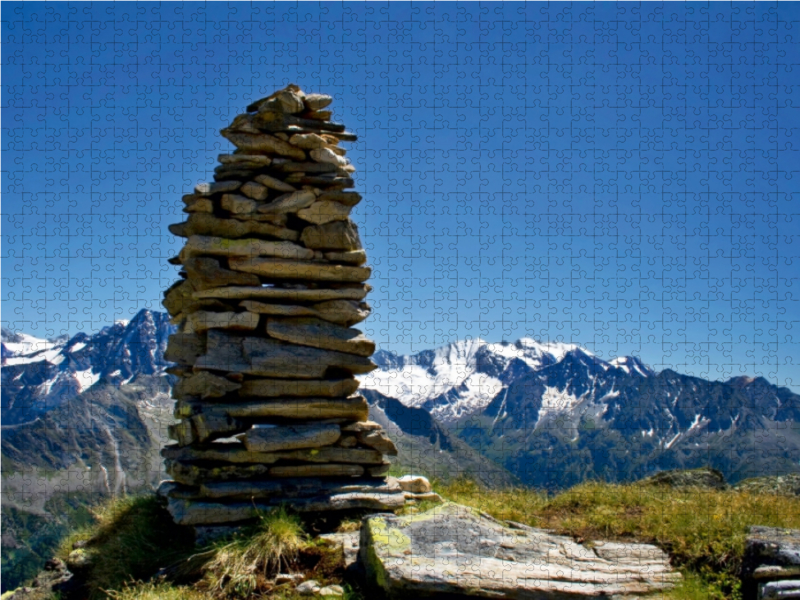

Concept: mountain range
[[365, 338, 800, 489], [2, 309, 799, 590]]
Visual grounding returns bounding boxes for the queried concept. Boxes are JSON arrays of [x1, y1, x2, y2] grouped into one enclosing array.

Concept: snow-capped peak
[[610, 356, 655, 377], [2, 309, 175, 425], [1, 329, 64, 357], [361, 337, 595, 423]]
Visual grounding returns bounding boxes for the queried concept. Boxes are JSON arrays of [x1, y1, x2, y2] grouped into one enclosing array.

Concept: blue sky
[[2, 2, 798, 389]]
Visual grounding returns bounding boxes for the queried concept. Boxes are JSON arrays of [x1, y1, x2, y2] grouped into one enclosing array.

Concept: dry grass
[[198, 506, 306, 598], [436, 477, 800, 599], [106, 581, 206, 600], [51, 478, 800, 600]]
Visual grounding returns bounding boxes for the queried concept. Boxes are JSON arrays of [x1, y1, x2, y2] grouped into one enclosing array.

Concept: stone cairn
[[158, 85, 422, 533]]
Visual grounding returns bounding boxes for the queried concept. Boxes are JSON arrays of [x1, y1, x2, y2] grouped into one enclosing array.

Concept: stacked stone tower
[[158, 85, 409, 531]]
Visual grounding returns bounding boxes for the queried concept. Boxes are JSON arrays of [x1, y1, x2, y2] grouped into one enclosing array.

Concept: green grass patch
[[56, 495, 195, 599], [436, 477, 800, 599]]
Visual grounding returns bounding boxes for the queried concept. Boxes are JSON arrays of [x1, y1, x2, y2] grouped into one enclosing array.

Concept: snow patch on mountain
[[362, 337, 608, 423], [1, 330, 64, 360], [538, 385, 585, 420]]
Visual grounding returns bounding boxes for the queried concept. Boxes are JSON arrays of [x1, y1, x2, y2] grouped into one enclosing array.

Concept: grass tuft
[[106, 581, 206, 600], [199, 506, 306, 598]]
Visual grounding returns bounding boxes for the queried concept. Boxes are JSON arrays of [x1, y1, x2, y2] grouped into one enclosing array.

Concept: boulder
[[254, 173, 296, 192], [195, 180, 241, 196], [195, 476, 402, 500], [316, 191, 362, 207], [270, 464, 364, 478], [174, 214, 300, 241], [162, 443, 383, 467], [360, 503, 681, 599], [174, 396, 369, 422], [303, 94, 333, 111], [183, 256, 261, 290], [324, 250, 367, 265], [163, 332, 206, 366], [312, 300, 371, 326], [165, 460, 271, 486], [397, 475, 432, 494], [180, 235, 313, 261], [297, 200, 352, 225], [240, 299, 370, 327], [220, 130, 306, 160], [219, 153, 272, 166], [184, 310, 260, 334], [357, 429, 398, 455], [318, 532, 360, 569], [300, 220, 362, 251], [167, 491, 404, 525], [257, 189, 317, 213], [240, 181, 269, 200], [172, 371, 241, 399], [221, 194, 257, 214], [167, 412, 246, 446], [183, 196, 214, 213]]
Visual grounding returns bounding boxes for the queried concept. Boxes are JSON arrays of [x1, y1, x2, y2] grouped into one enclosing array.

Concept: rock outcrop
[[741, 526, 800, 600], [636, 466, 728, 491], [360, 502, 681, 598], [158, 85, 408, 530]]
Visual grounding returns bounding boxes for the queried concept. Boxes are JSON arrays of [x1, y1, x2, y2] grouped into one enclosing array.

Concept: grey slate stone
[[360, 502, 681, 599]]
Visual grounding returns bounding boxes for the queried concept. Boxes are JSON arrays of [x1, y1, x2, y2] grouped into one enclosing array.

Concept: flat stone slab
[[168, 491, 407, 525], [360, 503, 681, 599], [759, 580, 800, 599]]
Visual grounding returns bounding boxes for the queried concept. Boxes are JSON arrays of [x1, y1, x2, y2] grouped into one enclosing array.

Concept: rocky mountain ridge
[[2, 311, 173, 425], [4, 310, 798, 492]]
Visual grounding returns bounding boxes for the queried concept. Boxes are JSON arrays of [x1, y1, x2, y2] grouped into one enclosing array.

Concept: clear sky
[[2, 2, 798, 389]]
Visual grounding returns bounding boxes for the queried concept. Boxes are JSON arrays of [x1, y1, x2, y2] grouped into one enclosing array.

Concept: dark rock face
[[1, 310, 174, 425], [454, 350, 800, 491], [741, 526, 800, 600]]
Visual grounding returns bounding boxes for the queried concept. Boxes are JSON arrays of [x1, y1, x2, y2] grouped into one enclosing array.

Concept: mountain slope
[[455, 350, 800, 490], [1, 374, 174, 592], [2, 311, 173, 425], [363, 389, 518, 488]]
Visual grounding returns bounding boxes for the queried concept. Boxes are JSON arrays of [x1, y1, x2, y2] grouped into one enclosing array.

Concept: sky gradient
[[2, 2, 799, 389]]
